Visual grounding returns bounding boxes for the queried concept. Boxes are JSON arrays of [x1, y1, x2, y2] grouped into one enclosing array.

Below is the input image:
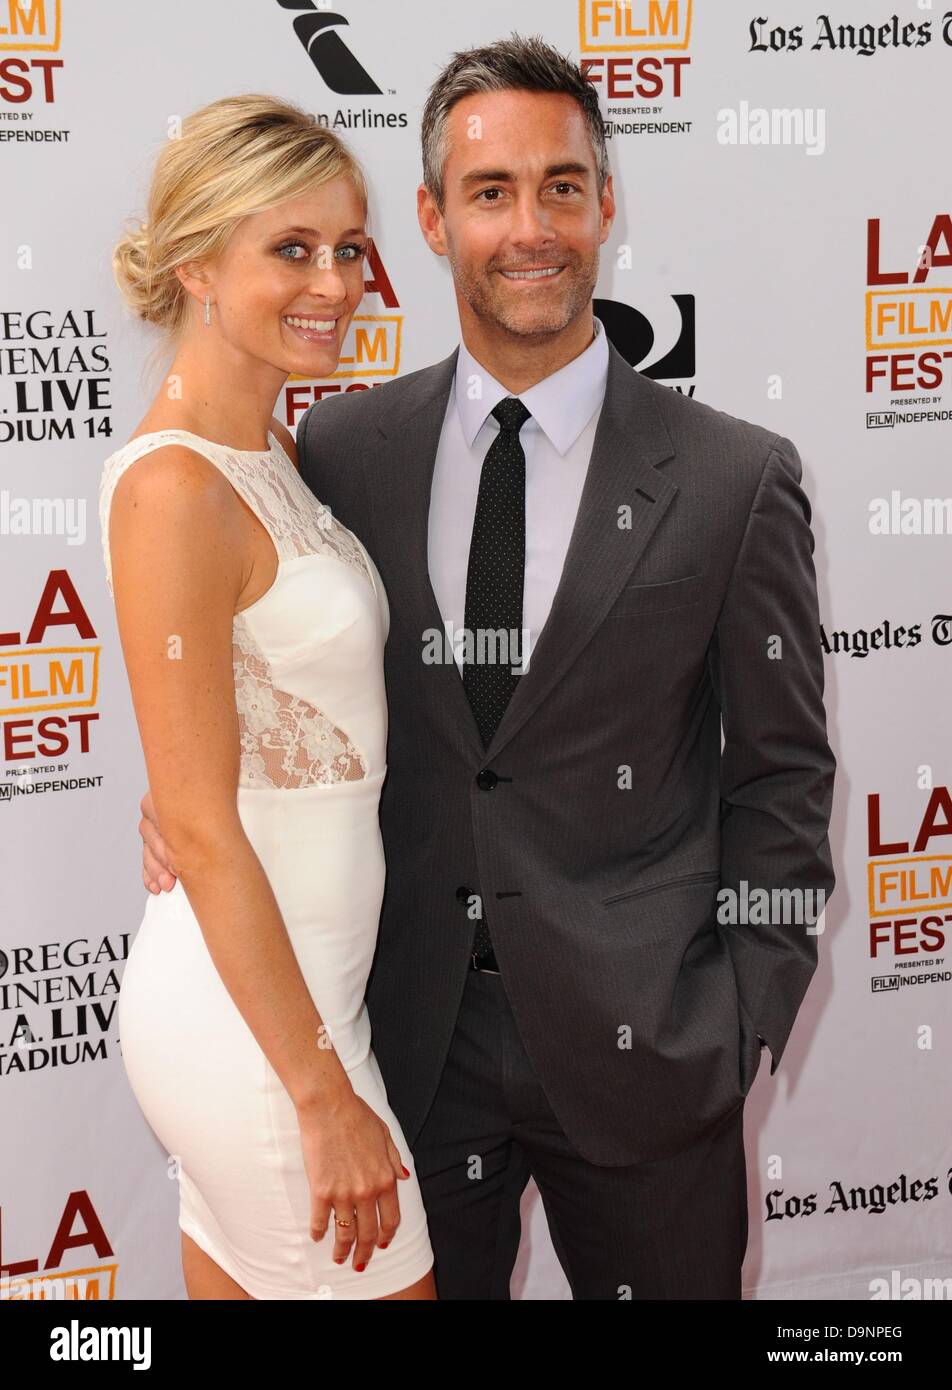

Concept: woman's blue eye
[[275, 242, 367, 262]]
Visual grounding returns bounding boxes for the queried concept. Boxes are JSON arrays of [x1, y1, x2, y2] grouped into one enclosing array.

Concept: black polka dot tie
[[463, 396, 531, 966], [462, 396, 530, 748]]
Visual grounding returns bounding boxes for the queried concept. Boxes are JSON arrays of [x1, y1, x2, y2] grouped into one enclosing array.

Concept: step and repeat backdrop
[[2, 1, 951, 1300]]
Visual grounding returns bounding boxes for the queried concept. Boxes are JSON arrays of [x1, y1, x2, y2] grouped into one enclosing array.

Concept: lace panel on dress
[[233, 613, 368, 789], [215, 442, 372, 579], [98, 431, 375, 595]]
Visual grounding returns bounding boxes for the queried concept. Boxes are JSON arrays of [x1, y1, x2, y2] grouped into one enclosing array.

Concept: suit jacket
[[296, 336, 836, 1166]]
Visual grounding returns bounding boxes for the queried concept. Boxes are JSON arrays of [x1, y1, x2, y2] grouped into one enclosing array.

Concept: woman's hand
[[140, 788, 177, 893], [297, 1089, 410, 1271]]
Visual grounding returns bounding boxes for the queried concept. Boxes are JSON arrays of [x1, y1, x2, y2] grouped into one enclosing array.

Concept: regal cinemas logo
[[0, 570, 102, 794], [281, 239, 402, 426], [867, 786, 952, 992], [0, 0, 63, 108], [0, 309, 111, 446], [1, 1191, 118, 1299], [865, 213, 952, 414], [0, 931, 126, 1077], [577, 0, 692, 135]]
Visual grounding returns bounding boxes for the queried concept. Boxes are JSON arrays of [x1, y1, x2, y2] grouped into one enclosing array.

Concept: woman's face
[[203, 177, 368, 378]]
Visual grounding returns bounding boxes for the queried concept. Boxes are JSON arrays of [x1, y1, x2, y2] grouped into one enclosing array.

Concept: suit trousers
[[411, 964, 749, 1300]]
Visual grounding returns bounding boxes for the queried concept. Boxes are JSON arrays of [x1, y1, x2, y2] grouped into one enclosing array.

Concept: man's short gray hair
[[420, 32, 610, 213]]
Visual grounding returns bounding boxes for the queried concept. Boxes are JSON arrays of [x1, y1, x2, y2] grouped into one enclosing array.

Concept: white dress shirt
[[427, 315, 610, 675]]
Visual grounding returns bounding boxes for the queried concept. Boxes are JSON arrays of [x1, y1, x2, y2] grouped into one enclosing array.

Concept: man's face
[[421, 89, 614, 339]]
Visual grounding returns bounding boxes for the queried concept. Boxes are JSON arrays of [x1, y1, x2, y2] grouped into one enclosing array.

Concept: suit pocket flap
[[616, 572, 705, 614], [601, 869, 720, 907]]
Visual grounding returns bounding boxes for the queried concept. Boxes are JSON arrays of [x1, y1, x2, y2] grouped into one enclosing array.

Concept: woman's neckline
[[125, 427, 276, 457]]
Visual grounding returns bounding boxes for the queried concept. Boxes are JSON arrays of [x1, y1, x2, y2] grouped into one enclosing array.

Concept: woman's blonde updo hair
[[112, 93, 368, 344]]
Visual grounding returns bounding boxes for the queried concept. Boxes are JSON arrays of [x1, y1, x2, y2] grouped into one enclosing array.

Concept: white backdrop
[[2, 0, 951, 1300]]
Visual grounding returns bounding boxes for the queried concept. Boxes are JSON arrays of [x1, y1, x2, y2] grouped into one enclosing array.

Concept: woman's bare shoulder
[[107, 442, 248, 610], [108, 438, 245, 533]]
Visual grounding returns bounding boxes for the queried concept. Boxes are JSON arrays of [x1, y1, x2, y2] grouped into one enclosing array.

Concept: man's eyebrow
[[459, 162, 591, 187]]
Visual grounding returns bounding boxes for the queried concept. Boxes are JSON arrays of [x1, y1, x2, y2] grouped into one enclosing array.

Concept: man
[[140, 35, 835, 1298]]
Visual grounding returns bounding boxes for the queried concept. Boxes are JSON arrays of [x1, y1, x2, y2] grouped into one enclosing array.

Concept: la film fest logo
[[867, 781, 952, 994], [0, 1190, 120, 1302], [0, 572, 104, 801], [577, 0, 693, 138], [865, 212, 952, 425], [0, 0, 64, 126]]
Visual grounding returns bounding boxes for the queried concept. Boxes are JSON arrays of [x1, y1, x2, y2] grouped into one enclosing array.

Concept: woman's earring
[[203, 293, 211, 327]]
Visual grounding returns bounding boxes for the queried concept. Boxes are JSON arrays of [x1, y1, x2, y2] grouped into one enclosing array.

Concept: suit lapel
[[369, 347, 487, 764], [369, 337, 680, 765]]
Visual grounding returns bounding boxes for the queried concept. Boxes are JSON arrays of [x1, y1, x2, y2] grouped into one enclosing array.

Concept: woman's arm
[[110, 445, 344, 1108], [140, 413, 295, 890], [109, 446, 405, 1269]]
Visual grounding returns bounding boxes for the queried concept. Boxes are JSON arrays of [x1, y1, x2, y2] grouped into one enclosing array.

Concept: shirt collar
[[454, 314, 609, 456]]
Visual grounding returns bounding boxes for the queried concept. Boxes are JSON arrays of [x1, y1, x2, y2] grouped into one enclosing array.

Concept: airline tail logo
[[276, 1, 381, 94]]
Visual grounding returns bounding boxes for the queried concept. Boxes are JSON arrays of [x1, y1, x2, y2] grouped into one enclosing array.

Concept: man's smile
[[497, 265, 565, 281]]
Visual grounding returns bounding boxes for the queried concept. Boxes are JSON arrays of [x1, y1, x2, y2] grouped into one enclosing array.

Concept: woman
[[100, 94, 435, 1300]]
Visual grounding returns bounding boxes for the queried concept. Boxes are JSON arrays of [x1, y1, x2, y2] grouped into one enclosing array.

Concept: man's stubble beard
[[446, 238, 600, 340]]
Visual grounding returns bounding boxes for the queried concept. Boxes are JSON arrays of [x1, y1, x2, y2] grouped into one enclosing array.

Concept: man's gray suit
[[297, 335, 836, 1286]]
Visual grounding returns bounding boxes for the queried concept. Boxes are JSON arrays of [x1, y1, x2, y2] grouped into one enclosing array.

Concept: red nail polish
[[401, 1165, 410, 1176], [380, 1241, 390, 1249], [356, 1262, 366, 1272]]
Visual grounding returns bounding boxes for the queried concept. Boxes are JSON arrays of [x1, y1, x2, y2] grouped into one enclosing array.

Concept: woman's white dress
[[98, 428, 433, 1299]]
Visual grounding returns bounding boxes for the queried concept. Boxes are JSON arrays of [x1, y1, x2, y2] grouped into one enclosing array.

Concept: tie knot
[[491, 397, 531, 434]]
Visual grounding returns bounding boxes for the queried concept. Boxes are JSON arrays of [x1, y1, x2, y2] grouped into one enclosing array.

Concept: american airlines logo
[[276, 0, 381, 94]]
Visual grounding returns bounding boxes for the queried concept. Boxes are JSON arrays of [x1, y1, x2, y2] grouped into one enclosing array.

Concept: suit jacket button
[[455, 885, 471, 903], [476, 769, 498, 790]]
